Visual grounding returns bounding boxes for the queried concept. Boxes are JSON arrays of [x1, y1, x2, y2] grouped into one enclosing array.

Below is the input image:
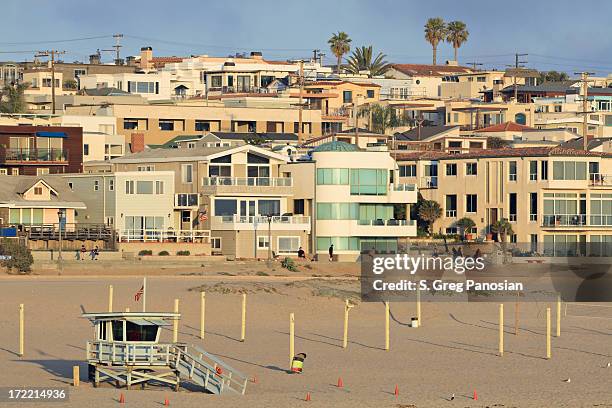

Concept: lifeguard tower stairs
[[83, 312, 248, 394]]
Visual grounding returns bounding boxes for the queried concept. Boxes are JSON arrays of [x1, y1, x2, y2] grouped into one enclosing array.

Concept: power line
[[123, 34, 313, 52], [0, 35, 111, 45]]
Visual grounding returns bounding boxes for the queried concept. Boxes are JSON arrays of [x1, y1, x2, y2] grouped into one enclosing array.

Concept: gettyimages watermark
[[360, 242, 612, 302]]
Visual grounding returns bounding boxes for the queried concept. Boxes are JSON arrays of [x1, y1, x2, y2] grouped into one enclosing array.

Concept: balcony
[[589, 173, 612, 187], [542, 214, 587, 228], [350, 219, 417, 237], [0, 148, 68, 164], [201, 177, 293, 195], [210, 215, 311, 232], [388, 183, 418, 203], [419, 176, 438, 189]]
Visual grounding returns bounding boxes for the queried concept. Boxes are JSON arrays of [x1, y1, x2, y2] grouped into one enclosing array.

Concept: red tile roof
[[391, 64, 473, 77], [305, 81, 381, 87], [476, 121, 535, 133]]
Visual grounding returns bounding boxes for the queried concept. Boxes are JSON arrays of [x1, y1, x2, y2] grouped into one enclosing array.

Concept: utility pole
[[298, 60, 304, 144], [508, 53, 528, 102], [574, 71, 595, 150], [36, 50, 66, 114], [312, 49, 320, 62], [466, 62, 483, 71], [112, 34, 124, 63]]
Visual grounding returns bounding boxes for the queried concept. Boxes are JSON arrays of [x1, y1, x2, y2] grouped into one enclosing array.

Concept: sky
[[1, 0, 612, 76]]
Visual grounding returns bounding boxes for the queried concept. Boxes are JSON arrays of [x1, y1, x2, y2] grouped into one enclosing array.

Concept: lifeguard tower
[[83, 311, 248, 394]]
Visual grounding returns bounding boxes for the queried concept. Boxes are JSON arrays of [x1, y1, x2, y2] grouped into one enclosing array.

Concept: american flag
[[134, 285, 144, 302]]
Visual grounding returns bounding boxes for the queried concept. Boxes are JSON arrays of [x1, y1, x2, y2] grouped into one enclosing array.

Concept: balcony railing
[[356, 219, 415, 226], [202, 177, 292, 187], [589, 215, 612, 226], [214, 215, 310, 225], [446, 210, 457, 218], [391, 183, 416, 192], [118, 229, 210, 243], [542, 214, 587, 227], [420, 176, 438, 189], [0, 148, 68, 163], [589, 173, 612, 186]]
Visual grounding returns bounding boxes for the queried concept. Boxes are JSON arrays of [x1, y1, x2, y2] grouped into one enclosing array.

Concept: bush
[[281, 257, 297, 272], [138, 250, 153, 256], [0, 239, 34, 274], [158, 250, 170, 256], [176, 250, 190, 256]]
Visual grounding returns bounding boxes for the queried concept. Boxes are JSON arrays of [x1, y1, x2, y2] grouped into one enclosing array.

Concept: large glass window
[[278, 237, 300, 254], [316, 236, 360, 251], [590, 194, 612, 226], [350, 169, 387, 195], [358, 204, 394, 222], [466, 194, 478, 213], [316, 168, 349, 185], [258, 200, 281, 216], [552, 161, 587, 180], [126, 322, 158, 342], [316, 203, 359, 220], [136, 181, 153, 194], [214, 199, 237, 216], [509, 161, 517, 181], [399, 165, 416, 177]]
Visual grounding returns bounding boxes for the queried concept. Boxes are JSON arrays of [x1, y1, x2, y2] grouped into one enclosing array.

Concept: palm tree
[[418, 199, 442, 234], [491, 219, 514, 243], [455, 217, 476, 238], [424, 17, 447, 65], [359, 104, 406, 134], [346, 46, 391, 77], [328, 32, 352, 74], [0, 82, 29, 113], [446, 20, 469, 63]]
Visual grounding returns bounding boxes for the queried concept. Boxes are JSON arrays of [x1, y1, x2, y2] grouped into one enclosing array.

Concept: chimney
[[140, 46, 153, 71], [114, 58, 125, 66], [89, 53, 101, 65], [130, 133, 145, 153], [126, 56, 137, 66], [250, 51, 263, 60]]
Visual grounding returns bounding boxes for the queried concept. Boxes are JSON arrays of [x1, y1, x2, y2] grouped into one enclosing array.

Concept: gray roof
[[499, 82, 578, 94], [0, 175, 86, 208], [559, 137, 612, 151], [395, 125, 459, 141], [79, 87, 131, 96], [111, 145, 234, 162], [211, 132, 299, 141]]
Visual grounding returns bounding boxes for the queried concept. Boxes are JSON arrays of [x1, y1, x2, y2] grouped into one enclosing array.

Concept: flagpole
[[142, 277, 147, 312]]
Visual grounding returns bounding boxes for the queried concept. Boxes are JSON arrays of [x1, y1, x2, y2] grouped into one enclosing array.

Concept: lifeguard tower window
[[126, 321, 158, 341], [98, 322, 107, 341], [112, 321, 124, 341]]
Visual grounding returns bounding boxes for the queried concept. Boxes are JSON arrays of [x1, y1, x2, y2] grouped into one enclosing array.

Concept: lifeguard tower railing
[[86, 340, 248, 395]]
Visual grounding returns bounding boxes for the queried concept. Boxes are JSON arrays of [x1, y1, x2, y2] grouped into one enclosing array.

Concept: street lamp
[[266, 214, 272, 262], [57, 209, 65, 270]]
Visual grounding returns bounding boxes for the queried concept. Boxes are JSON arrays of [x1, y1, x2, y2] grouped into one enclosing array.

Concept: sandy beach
[[0, 268, 611, 407]]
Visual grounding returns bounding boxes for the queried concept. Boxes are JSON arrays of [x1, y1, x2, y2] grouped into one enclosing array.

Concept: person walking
[[80, 244, 87, 261], [328, 244, 334, 262]]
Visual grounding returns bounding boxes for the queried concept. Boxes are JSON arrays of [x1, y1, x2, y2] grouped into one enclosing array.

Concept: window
[[343, 90, 353, 103], [477, 76, 486, 82], [36, 168, 49, 175], [541, 160, 548, 180], [316, 203, 360, 220], [181, 210, 191, 223], [155, 181, 164, 194], [136, 181, 153, 194], [509, 161, 517, 181], [123, 119, 138, 130], [446, 163, 457, 176], [0, 169, 7, 175], [211, 75, 222, 87], [366, 89, 375, 98], [182, 164, 193, 183], [211, 237, 222, 250], [529, 161, 538, 181], [195, 120, 210, 132], [530, 192, 537, 221], [159, 120, 174, 131], [125, 180, 135, 194], [552, 161, 587, 180], [94, 180, 100, 191], [278, 237, 300, 254], [176, 193, 198, 207], [33, 187, 43, 195], [214, 199, 237, 216], [11, 168, 19, 176], [466, 162, 477, 175], [257, 236, 269, 249], [509, 193, 517, 222], [258, 200, 281, 216], [317, 168, 349, 185], [109, 179, 114, 191], [128, 81, 158, 94], [350, 168, 388, 195], [399, 165, 416, 177], [83, 144, 90, 156], [208, 164, 231, 178], [445, 195, 457, 218], [316, 237, 361, 251], [74, 69, 86, 77], [105, 216, 114, 226], [137, 165, 155, 172], [466, 194, 478, 213]]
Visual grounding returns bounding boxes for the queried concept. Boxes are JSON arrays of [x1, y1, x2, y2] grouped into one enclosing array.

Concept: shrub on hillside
[[138, 250, 153, 256], [0, 239, 34, 274], [158, 250, 170, 256], [281, 257, 297, 272], [176, 250, 190, 256]]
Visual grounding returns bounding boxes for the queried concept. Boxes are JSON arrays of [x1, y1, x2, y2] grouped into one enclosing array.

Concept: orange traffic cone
[[473, 389, 478, 400], [118, 393, 125, 404], [305, 392, 311, 401], [337, 377, 343, 388], [164, 396, 170, 406], [394, 384, 399, 398]]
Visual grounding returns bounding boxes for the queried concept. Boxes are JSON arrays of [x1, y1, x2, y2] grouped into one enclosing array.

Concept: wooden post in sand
[[240, 293, 246, 342], [173, 299, 179, 343], [384, 301, 390, 351], [343, 299, 354, 348], [200, 292, 206, 339], [556, 294, 561, 338], [499, 303, 504, 356], [289, 313, 295, 368], [416, 284, 422, 327], [18, 304, 24, 357], [72, 365, 80, 387], [108, 285, 113, 312], [514, 291, 519, 336], [546, 307, 551, 359]]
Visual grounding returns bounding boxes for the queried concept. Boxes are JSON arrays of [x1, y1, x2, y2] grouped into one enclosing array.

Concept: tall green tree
[[328, 32, 352, 74], [346, 46, 391, 77], [491, 219, 513, 243], [538, 70, 569, 83], [446, 20, 469, 62], [418, 199, 442, 234], [0, 83, 28, 113], [424, 17, 447, 65], [360, 104, 406, 134]]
